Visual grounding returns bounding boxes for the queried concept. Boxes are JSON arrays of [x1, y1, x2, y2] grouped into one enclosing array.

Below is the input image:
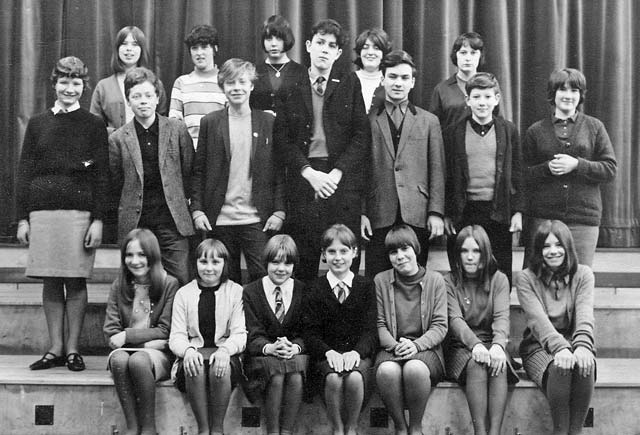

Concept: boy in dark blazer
[[190, 58, 285, 284], [274, 19, 371, 283], [443, 72, 524, 283], [109, 67, 194, 285], [361, 50, 446, 278]]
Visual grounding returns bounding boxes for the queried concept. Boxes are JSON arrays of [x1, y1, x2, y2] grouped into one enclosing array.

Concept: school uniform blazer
[[90, 74, 168, 134], [103, 273, 179, 344], [190, 108, 285, 223], [365, 102, 446, 229], [375, 269, 448, 367], [274, 67, 371, 193], [443, 115, 524, 226], [303, 275, 378, 361], [169, 279, 247, 358], [243, 279, 307, 356], [108, 115, 195, 242]]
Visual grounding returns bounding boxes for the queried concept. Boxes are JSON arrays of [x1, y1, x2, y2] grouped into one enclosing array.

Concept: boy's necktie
[[336, 281, 346, 304], [274, 286, 285, 323], [314, 76, 326, 96]]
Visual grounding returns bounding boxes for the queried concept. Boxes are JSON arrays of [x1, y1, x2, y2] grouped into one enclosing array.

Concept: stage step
[[1, 355, 638, 435]]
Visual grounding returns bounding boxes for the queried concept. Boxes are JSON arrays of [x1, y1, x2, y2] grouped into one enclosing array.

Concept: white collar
[[326, 270, 354, 290], [51, 101, 80, 114], [262, 276, 294, 294]]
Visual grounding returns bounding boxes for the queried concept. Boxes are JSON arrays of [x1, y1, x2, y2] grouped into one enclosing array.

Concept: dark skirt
[[523, 348, 597, 389], [174, 347, 244, 393], [445, 342, 519, 385], [243, 354, 309, 403], [374, 349, 444, 384], [315, 357, 375, 405]]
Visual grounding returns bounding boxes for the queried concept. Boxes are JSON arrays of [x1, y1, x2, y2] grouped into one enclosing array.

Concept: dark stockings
[[464, 360, 508, 435], [545, 364, 595, 435]]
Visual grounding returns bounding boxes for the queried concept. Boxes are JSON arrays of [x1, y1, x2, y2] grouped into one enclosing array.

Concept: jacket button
[[136, 209, 140, 213]]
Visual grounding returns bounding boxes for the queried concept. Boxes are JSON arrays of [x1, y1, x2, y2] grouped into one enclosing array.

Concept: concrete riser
[[2, 383, 637, 434]]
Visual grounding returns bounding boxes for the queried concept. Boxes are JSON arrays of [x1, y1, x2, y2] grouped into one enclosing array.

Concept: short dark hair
[[196, 239, 231, 284], [547, 68, 587, 106], [262, 234, 299, 269], [450, 32, 485, 67], [309, 19, 348, 49], [111, 26, 150, 73], [466, 72, 501, 95], [118, 228, 165, 303], [529, 220, 578, 279], [261, 15, 295, 53], [384, 224, 421, 256], [381, 50, 417, 77], [218, 58, 257, 85], [50, 56, 90, 92], [184, 24, 219, 51], [124, 67, 161, 99], [353, 28, 392, 69], [320, 224, 358, 251], [450, 225, 498, 290]]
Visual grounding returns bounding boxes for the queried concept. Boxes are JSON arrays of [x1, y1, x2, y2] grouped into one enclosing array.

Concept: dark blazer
[[443, 115, 524, 226], [243, 279, 307, 356], [109, 115, 195, 242], [303, 274, 378, 361], [365, 102, 446, 229], [250, 60, 307, 116], [274, 67, 371, 193], [190, 108, 285, 223]]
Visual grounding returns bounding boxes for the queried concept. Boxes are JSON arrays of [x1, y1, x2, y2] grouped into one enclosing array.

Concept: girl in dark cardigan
[[16, 56, 109, 372], [104, 229, 179, 435], [516, 220, 596, 435], [304, 224, 377, 435], [445, 225, 518, 435], [243, 234, 307, 435]]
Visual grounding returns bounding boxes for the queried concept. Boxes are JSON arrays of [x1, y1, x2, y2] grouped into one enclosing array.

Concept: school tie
[[391, 104, 403, 128], [274, 286, 285, 323], [314, 76, 326, 96], [336, 281, 347, 304]]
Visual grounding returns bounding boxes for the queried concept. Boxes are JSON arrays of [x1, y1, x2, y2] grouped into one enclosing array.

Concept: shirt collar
[[540, 267, 570, 287], [134, 116, 159, 137], [326, 270, 354, 290], [553, 112, 578, 124], [51, 101, 80, 114], [469, 116, 495, 136], [308, 69, 330, 86], [384, 98, 409, 115], [262, 275, 294, 294]]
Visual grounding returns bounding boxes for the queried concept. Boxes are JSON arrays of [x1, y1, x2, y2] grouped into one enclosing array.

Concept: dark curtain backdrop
[[1, 0, 637, 246]]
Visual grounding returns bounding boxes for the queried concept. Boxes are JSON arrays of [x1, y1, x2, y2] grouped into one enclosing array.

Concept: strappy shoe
[[29, 352, 66, 370], [66, 352, 85, 371]]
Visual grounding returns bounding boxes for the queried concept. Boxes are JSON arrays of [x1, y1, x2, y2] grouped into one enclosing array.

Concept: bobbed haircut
[[184, 24, 219, 51], [381, 49, 417, 77], [50, 56, 90, 92], [466, 72, 501, 95], [124, 67, 161, 99], [450, 32, 485, 67], [111, 26, 150, 73], [262, 234, 299, 268], [547, 68, 587, 106], [196, 238, 231, 284], [320, 224, 358, 251], [353, 28, 392, 69], [261, 15, 295, 53], [529, 220, 578, 278], [118, 228, 166, 303], [450, 225, 498, 291], [218, 58, 257, 85], [384, 224, 421, 256], [309, 18, 348, 49]]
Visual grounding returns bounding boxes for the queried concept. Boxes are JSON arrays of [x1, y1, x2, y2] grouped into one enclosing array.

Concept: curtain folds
[[1, 0, 637, 246]]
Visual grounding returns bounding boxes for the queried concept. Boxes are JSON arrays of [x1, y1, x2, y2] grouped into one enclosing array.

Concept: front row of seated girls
[[103, 219, 595, 435]]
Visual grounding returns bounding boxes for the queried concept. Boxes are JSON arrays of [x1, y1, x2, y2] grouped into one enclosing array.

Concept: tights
[[109, 351, 157, 435], [265, 372, 303, 435], [324, 371, 365, 435], [42, 277, 87, 356], [464, 360, 508, 435], [544, 364, 595, 435], [185, 363, 232, 435]]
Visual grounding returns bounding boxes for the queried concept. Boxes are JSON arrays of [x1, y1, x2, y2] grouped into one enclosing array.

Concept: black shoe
[[29, 352, 66, 370], [66, 353, 85, 371]]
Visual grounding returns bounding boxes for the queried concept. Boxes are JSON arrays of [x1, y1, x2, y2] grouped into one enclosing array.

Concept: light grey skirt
[[26, 210, 95, 278]]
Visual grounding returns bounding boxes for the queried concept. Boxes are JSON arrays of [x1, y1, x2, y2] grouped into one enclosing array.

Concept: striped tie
[[336, 281, 346, 304], [274, 286, 285, 323]]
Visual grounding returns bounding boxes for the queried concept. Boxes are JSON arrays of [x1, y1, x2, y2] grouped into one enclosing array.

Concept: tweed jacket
[[109, 115, 195, 242], [90, 74, 168, 134], [243, 278, 307, 356], [365, 102, 446, 229], [375, 269, 448, 367], [190, 108, 285, 224], [103, 273, 179, 345], [443, 115, 524, 226], [516, 265, 595, 358]]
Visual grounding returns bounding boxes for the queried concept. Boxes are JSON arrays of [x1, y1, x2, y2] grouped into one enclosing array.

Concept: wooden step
[[1, 355, 638, 435]]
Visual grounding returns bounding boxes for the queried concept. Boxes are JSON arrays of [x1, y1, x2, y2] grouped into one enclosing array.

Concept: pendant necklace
[[267, 61, 288, 78]]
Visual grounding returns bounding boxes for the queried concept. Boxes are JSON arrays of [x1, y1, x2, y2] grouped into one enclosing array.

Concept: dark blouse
[[198, 282, 220, 347], [250, 60, 307, 116]]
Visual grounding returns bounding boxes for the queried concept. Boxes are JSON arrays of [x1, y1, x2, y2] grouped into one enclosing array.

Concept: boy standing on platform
[[361, 50, 445, 278], [275, 19, 371, 283]]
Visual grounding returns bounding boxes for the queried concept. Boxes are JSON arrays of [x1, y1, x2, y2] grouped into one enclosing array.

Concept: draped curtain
[[1, 0, 637, 246]]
